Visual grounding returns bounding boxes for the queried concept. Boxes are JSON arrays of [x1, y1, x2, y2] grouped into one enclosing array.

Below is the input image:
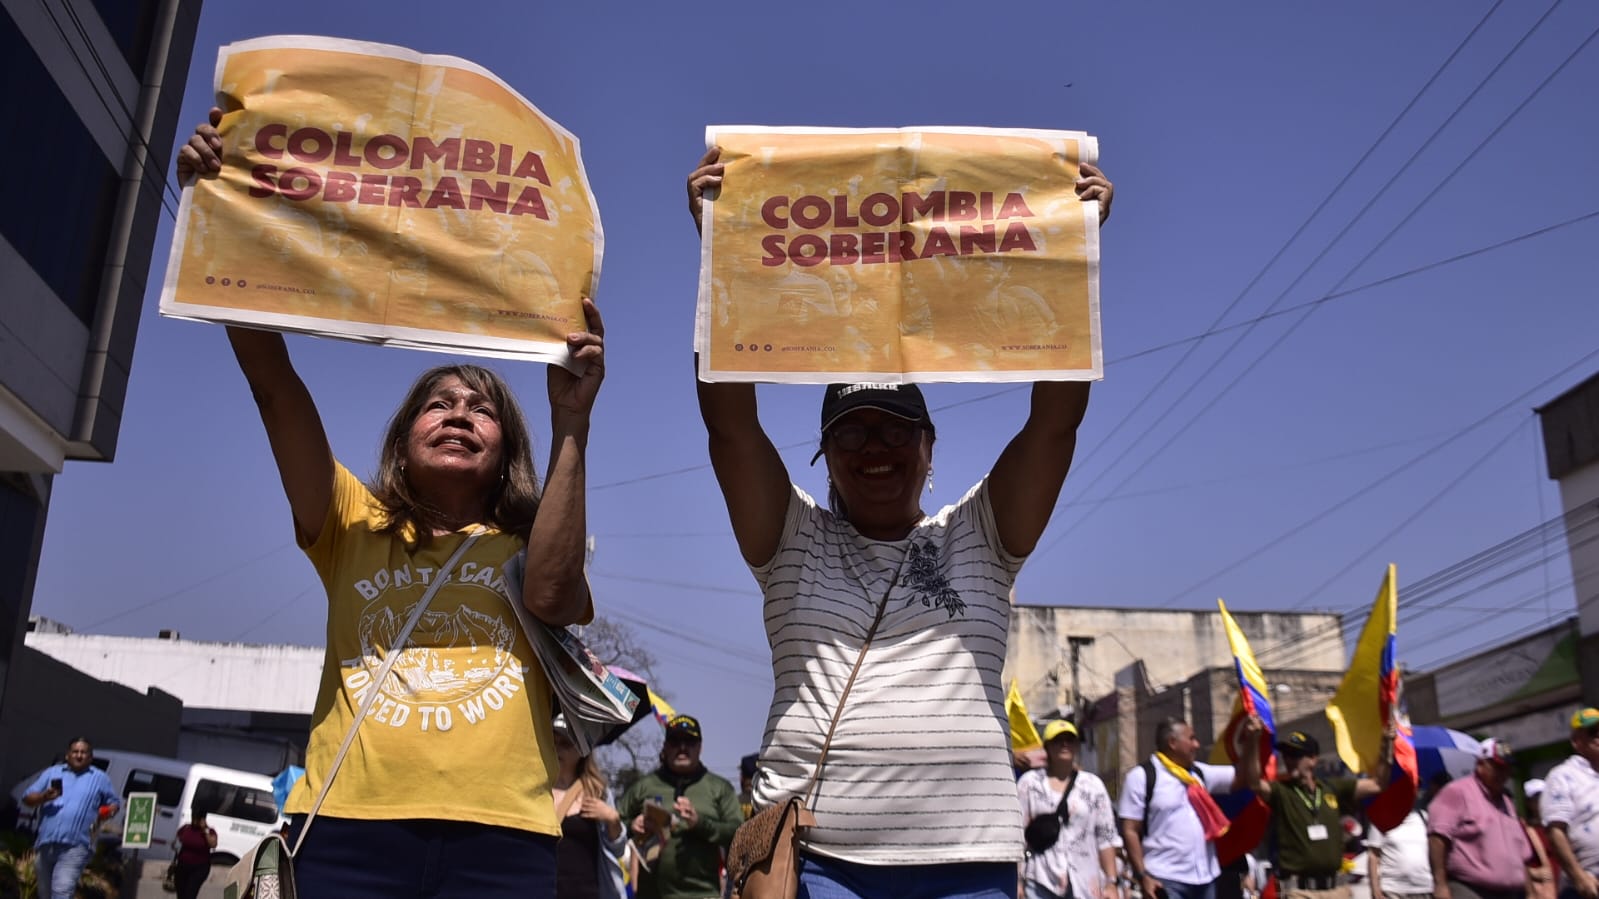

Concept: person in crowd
[[619, 715, 742, 899], [172, 807, 218, 899], [1118, 716, 1266, 899], [1522, 780, 1557, 899], [1257, 730, 1394, 899], [552, 716, 629, 899], [1542, 708, 1599, 899], [685, 146, 1113, 899], [1428, 738, 1540, 899], [1018, 720, 1121, 899], [738, 753, 759, 820], [1369, 774, 1449, 899], [178, 108, 605, 899], [21, 738, 121, 899]]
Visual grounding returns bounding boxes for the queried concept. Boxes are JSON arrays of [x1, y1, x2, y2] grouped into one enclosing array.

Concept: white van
[[11, 749, 285, 865]]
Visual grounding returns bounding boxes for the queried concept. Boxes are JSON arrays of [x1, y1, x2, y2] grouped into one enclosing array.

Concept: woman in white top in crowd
[[1019, 721, 1122, 899], [686, 148, 1112, 899]]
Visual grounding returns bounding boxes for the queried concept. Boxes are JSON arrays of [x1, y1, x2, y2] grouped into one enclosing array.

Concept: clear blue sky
[[33, 1, 1599, 779]]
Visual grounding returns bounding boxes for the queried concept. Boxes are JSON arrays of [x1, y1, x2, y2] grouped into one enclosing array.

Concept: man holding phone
[[22, 737, 121, 899]]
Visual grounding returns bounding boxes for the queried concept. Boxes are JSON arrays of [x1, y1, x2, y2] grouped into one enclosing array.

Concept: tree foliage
[[578, 615, 666, 791]]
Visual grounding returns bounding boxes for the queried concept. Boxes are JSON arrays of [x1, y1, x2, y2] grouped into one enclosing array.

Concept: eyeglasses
[[826, 420, 921, 452]]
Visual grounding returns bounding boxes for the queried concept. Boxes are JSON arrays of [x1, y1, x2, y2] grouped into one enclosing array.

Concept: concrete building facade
[[14, 623, 321, 776], [1535, 372, 1599, 702], [0, 0, 204, 776], [1004, 605, 1347, 789], [1005, 605, 1344, 723]]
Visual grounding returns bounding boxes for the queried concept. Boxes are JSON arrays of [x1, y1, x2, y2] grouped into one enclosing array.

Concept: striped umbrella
[[1409, 725, 1480, 784]]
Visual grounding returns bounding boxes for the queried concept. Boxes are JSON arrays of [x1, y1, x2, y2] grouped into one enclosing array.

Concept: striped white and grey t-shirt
[[750, 479, 1027, 865]]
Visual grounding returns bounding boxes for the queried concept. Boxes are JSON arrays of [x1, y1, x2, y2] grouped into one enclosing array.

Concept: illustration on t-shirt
[[904, 540, 966, 619], [339, 558, 530, 733]]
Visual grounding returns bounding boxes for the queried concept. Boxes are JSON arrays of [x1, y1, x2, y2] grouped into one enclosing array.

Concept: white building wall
[[24, 633, 323, 715]]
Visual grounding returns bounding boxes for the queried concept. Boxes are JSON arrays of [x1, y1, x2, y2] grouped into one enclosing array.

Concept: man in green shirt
[[620, 715, 742, 899], [1263, 730, 1393, 899]]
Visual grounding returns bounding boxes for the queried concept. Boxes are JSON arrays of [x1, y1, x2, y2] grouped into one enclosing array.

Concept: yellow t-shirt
[[284, 462, 560, 836]]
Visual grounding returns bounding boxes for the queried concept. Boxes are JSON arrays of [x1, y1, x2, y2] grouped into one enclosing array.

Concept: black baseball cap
[[665, 715, 702, 741], [811, 383, 934, 465], [1276, 731, 1320, 756], [819, 383, 930, 432]]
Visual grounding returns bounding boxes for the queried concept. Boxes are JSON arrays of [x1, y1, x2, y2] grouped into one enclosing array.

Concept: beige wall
[[1004, 605, 1345, 725]]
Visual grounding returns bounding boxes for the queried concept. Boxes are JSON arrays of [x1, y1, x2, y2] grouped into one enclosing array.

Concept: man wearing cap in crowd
[[1543, 708, 1599, 899], [737, 753, 758, 820], [1427, 738, 1542, 899], [1018, 720, 1121, 899], [619, 715, 742, 899], [1258, 729, 1394, 899]]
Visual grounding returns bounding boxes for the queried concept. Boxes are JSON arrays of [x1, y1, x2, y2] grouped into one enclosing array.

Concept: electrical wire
[[1034, 5, 1590, 557]]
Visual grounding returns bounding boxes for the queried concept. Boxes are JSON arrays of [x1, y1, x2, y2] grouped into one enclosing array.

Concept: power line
[[1288, 417, 1531, 610], [586, 209, 1598, 497], [78, 541, 300, 630], [1253, 508, 1599, 669], [1022, 0, 1510, 541], [1157, 346, 1599, 605], [40, 0, 182, 219], [1035, 4, 1587, 556]]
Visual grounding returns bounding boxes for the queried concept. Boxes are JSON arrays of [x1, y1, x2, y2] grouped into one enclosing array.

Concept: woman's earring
[[926, 467, 934, 494]]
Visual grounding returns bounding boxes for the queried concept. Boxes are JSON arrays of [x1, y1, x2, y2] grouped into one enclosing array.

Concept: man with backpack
[[1118, 716, 1265, 899]]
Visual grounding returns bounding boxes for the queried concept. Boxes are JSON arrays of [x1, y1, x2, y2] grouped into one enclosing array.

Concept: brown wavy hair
[[370, 364, 541, 543]]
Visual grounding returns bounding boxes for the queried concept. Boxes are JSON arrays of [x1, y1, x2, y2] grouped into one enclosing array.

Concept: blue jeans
[[797, 853, 1017, 899], [34, 843, 92, 899], [284, 815, 558, 898], [1155, 878, 1217, 899]]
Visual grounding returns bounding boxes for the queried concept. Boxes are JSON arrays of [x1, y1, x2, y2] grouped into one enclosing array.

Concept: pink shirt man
[[1428, 762, 1534, 891]]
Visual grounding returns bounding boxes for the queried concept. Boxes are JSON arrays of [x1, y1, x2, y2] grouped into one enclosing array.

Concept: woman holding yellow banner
[[688, 148, 1111, 899], [179, 111, 606, 899]]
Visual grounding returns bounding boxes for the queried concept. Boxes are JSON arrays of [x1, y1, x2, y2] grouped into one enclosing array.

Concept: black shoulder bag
[[1023, 769, 1079, 854]]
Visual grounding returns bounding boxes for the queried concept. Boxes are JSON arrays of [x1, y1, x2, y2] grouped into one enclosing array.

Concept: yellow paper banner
[[696, 126, 1101, 383], [160, 36, 603, 364]]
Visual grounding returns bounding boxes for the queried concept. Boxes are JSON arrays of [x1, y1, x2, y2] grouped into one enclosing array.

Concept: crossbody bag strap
[[801, 564, 902, 808], [291, 527, 483, 856], [1055, 770, 1079, 820]]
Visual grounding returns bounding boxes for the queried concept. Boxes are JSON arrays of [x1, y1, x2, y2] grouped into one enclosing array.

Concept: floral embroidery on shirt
[[903, 540, 966, 618]]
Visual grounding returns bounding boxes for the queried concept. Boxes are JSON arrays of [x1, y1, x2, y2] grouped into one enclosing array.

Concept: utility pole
[[1066, 635, 1096, 722]]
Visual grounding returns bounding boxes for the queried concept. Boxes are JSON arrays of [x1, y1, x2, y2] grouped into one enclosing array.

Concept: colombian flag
[[1208, 601, 1272, 863], [648, 688, 678, 727], [1210, 599, 1276, 864], [1326, 564, 1417, 832]]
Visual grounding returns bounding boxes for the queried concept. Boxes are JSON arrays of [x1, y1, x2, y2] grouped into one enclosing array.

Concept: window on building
[[0, 12, 120, 327]]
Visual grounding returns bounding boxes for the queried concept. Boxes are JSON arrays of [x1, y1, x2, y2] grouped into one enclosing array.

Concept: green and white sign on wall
[[122, 792, 157, 849]]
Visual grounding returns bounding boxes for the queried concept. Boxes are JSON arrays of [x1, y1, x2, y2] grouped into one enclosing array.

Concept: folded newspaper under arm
[[500, 551, 640, 754]]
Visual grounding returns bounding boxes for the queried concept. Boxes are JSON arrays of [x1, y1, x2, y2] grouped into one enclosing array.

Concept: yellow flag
[[648, 688, 678, 727], [1209, 599, 1276, 764], [1007, 679, 1043, 752], [1326, 564, 1398, 774]]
